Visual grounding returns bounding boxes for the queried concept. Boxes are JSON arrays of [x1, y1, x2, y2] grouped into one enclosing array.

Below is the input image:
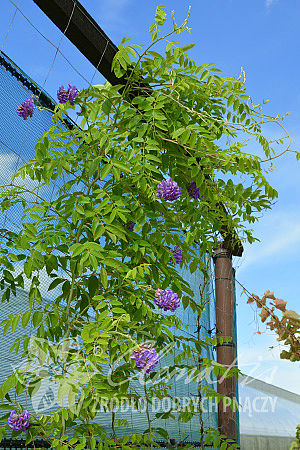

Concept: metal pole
[[214, 243, 238, 442]]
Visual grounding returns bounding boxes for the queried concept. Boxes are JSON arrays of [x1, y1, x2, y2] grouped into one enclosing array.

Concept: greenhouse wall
[[239, 374, 300, 449]]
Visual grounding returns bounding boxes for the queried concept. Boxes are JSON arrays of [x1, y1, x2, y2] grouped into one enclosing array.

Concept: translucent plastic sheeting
[[239, 374, 300, 447]]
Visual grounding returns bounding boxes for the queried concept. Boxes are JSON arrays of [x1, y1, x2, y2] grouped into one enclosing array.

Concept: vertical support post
[[214, 243, 238, 442]]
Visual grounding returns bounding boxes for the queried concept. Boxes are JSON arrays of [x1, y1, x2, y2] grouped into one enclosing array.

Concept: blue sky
[[0, 0, 299, 393]]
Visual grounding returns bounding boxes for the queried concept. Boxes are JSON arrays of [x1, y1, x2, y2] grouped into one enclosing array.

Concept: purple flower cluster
[[154, 289, 180, 312], [17, 98, 34, 120], [130, 344, 159, 373], [170, 246, 183, 264], [8, 410, 30, 431], [157, 177, 181, 202], [127, 221, 136, 232], [57, 84, 78, 105], [18, 84, 79, 120], [187, 181, 203, 200]]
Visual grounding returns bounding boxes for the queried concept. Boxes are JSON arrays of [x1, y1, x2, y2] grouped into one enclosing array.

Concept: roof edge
[[239, 374, 300, 405]]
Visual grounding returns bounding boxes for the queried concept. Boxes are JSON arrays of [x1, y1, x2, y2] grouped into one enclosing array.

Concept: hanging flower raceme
[[170, 246, 183, 264], [8, 409, 30, 431], [130, 343, 159, 373], [17, 98, 34, 120], [57, 84, 78, 105], [157, 177, 181, 202], [154, 289, 180, 312], [127, 221, 136, 232], [187, 181, 203, 200]]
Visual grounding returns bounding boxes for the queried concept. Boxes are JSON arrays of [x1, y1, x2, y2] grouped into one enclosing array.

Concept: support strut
[[214, 243, 238, 442]]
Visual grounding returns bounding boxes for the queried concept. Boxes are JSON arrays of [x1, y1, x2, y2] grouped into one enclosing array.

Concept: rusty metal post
[[214, 243, 237, 442]]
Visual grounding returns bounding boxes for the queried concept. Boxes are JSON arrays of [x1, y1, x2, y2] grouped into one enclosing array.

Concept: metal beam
[[32, 0, 127, 86]]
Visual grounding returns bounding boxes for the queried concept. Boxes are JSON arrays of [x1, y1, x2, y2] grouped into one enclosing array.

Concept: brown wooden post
[[214, 243, 237, 442]]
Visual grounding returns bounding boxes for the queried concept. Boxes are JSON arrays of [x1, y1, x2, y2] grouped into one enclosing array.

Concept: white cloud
[[0, 153, 18, 184], [265, 0, 278, 8], [11, 262, 64, 300], [238, 210, 300, 271], [0, 152, 38, 191], [0, 152, 57, 209], [238, 343, 300, 394]]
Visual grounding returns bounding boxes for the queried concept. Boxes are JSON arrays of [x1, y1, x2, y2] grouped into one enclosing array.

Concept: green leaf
[[172, 127, 185, 139], [0, 374, 17, 401], [102, 99, 112, 115], [103, 258, 127, 271], [200, 69, 209, 81], [0, 404, 13, 410], [76, 438, 87, 450], [112, 161, 131, 173], [152, 30, 158, 41], [112, 307, 126, 314], [48, 278, 64, 291], [100, 164, 112, 180], [100, 267, 108, 289], [32, 311, 43, 328], [86, 242, 103, 257], [70, 243, 85, 257], [180, 44, 195, 52], [11, 316, 20, 334], [23, 222, 37, 236], [3, 321, 10, 336]]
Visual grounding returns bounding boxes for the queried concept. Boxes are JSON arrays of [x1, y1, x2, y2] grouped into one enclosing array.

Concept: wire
[[8, 0, 92, 87], [69, 0, 118, 52], [0, 215, 22, 231], [0, 0, 21, 55], [234, 277, 254, 298], [8, 0, 113, 89], [6, 0, 112, 129], [42, 1, 77, 87], [2, 0, 77, 199], [89, 39, 109, 85], [0, 137, 27, 164]]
